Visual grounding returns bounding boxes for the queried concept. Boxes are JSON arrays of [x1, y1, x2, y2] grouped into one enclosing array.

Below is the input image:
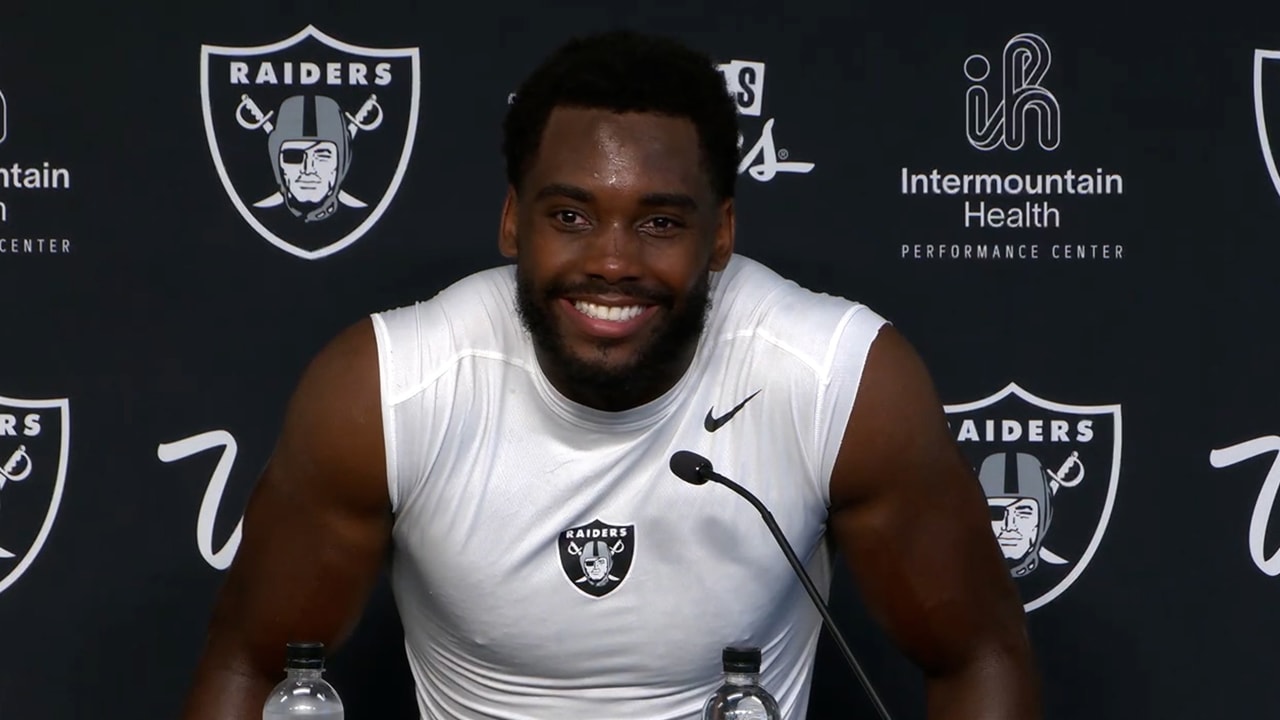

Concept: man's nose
[[581, 223, 643, 283]]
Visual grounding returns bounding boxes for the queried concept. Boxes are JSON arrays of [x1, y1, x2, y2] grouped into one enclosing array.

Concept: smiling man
[[181, 30, 1040, 720]]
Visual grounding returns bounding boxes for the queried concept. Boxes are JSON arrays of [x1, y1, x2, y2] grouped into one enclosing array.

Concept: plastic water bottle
[[262, 641, 345, 719], [702, 646, 781, 720]]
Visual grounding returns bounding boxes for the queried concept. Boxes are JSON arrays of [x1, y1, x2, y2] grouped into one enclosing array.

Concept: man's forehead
[[541, 106, 699, 143], [529, 107, 709, 195]]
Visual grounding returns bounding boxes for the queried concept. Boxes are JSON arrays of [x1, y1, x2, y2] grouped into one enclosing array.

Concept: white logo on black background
[[946, 383, 1121, 611], [1251, 49, 1280, 205], [715, 59, 814, 182], [0, 395, 69, 595], [157, 429, 243, 570], [965, 33, 1060, 152], [1209, 435, 1280, 576], [558, 519, 635, 598], [0, 84, 74, 255], [201, 26, 420, 260], [899, 33, 1126, 261]]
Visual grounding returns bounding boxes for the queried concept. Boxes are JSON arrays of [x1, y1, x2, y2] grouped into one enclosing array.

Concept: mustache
[[542, 279, 674, 305]]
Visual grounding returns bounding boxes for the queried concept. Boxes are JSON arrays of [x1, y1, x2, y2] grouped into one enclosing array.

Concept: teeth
[[573, 301, 645, 322]]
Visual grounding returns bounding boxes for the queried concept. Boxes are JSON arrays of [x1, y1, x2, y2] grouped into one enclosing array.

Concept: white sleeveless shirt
[[370, 254, 888, 719]]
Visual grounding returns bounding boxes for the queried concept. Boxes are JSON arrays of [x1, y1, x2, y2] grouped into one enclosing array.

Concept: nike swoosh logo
[[704, 390, 762, 432]]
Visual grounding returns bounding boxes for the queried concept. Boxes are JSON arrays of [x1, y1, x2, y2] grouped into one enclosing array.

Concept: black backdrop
[[3, 1, 1280, 718]]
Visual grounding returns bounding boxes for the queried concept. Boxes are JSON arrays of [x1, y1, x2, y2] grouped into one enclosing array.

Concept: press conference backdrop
[[1, 0, 1277, 717]]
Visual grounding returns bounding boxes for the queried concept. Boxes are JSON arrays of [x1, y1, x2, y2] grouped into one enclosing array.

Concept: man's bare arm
[[829, 325, 1040, 719], [180, 318, 392, 720]]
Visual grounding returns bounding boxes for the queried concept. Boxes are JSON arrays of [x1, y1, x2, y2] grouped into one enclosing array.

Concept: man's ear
[[499, 185, 519, 259], [709, 198, 735, 271]]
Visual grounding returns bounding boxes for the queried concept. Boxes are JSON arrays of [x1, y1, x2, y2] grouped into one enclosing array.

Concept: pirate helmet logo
[[979, 451, 1087, 577], [201, 25, 420, 259], [557, 519, 635, 598], [947, 383, 1120, 611]]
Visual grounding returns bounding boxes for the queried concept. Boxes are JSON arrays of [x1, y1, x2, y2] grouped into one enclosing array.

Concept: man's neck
[[534, 343, 699, 413]]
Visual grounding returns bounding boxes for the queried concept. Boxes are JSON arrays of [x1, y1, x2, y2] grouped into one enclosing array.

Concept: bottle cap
[[285, 641, 326, 669], [722, 646, 762, 673]]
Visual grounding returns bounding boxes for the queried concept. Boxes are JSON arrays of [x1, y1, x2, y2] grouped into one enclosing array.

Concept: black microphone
[[669, 450, 893, 720]]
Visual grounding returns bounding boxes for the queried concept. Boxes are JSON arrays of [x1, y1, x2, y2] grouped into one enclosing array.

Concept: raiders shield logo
[[945, 383, 1121, 612], [1255, 49, 1280, 202], [200, 26, 420, 259], [0, 394, 69, 596], [558, 519, 635, 598]]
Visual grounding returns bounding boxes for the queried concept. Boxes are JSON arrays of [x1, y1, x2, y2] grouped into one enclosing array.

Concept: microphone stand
[[669, 451, 892, 720], [707, 470, 894, 720]]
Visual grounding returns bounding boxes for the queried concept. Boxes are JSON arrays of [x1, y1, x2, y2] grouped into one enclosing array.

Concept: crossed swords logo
[[1034, 450, 1083, 567], [565, 538, 626, 585], [234, 92, 385, 211], [0, 444, 33, 560]]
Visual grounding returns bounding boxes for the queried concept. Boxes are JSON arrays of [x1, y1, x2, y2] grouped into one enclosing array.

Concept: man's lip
[[561, 294, 657, 307], [557, 298, 659, 339]]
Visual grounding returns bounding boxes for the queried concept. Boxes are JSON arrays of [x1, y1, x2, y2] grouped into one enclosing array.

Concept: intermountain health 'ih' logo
[[201, 26, 420, 259], [558, 519, 635, 599], [945, 383, 1120, 611], [0, 395, 69, 596], [965, 33, 1061, 152]]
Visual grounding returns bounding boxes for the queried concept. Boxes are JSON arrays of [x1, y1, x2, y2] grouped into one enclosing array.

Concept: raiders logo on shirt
[[557, 519, 635, 598]]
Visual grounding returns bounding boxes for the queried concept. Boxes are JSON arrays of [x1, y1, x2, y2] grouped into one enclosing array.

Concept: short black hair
[[502, 30, 740, 202]]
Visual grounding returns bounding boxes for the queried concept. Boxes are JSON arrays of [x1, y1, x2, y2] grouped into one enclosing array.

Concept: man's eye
[[555, 210, 584, 224], [646, 217, 683, 231]]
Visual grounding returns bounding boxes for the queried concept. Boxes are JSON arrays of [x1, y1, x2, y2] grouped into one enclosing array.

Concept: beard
[[515, 263, 713, 405]]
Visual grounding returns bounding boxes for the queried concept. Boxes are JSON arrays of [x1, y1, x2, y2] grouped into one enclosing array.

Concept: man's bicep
[[827, 326, 1026, 675], [206, 318, 393, 675]]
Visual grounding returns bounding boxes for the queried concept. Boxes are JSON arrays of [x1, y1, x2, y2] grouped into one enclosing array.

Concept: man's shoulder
[[374, 263, 516, 323], [372, 264, 519, 344], [369, 264, 523, 380], [717, 254, 867, 319], [713, 255, 887, 376]]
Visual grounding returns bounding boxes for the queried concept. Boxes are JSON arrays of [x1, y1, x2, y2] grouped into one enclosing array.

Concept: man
[[980, 452, 1055, 577], [181, 30, 1040, 719], [262, 95, 352, 223]]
